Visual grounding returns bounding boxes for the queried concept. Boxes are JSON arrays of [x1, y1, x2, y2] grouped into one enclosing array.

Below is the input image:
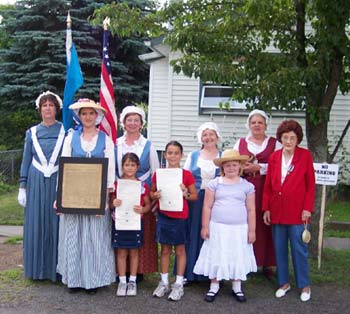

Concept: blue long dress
[[183, 150, 221, 281], [19, 122, 64, 282]]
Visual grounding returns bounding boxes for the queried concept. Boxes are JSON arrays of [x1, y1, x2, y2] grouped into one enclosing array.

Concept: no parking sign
[[313, 163, 339, 186]]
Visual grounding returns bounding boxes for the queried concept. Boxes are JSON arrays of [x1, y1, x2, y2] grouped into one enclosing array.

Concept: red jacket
[[262, 146, 315, 225]]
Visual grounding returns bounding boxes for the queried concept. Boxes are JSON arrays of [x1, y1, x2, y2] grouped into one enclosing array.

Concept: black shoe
[[204, 290, 218, 302], [232, 290, 246, 302], [68, 287, 82, 294], [85, 288, 98, 295]]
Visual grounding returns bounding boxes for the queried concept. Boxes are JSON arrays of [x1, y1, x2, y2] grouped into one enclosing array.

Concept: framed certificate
[[56, 157, 108, 215]]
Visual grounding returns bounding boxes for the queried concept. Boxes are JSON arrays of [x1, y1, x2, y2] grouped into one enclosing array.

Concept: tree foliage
[[92, 0, 350, 257], [0, 0, 153, 149]]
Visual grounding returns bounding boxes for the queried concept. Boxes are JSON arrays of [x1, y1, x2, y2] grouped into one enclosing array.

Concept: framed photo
[[56, 157, 108, 215]]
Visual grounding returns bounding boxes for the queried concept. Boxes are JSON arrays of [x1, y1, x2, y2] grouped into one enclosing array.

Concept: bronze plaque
[[57, 157, 108, 215]]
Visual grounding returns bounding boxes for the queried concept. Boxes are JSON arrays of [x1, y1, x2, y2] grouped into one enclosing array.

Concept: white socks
[[232, 280, 241, 293], [119, 276, 127, 284], [129, 275, 137, 283], [175, 275, 184, 287], [160, 273, 169, 285], [210, 282, 220, 294]]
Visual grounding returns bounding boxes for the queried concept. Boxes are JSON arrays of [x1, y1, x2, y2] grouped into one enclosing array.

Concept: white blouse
[[233, 136, 282, 175]]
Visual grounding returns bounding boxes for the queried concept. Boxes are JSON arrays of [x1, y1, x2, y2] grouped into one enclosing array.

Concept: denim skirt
[[155, 212, 187, 246], [112, 221, 144, 249]]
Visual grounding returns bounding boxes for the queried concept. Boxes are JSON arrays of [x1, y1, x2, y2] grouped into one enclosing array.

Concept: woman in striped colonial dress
[[57, 99, 116, 294]]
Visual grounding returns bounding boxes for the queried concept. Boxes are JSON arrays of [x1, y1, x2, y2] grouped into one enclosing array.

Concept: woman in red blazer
[[262, 120, 315, 302]]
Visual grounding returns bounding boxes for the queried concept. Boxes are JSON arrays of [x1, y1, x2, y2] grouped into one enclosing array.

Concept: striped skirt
[[57, 212, 116, 289]]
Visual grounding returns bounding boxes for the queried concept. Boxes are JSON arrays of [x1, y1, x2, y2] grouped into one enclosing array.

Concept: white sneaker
[[168, 283, 184, 301], [300, 288, 311, 302], [153, 281, 170, 298], [116, 282, 127, 297], [126, 281, 137, 296]]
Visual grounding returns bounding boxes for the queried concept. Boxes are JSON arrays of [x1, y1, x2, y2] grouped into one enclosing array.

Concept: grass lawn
[[0, 189, 23, 225], [326, 201, 350, 222]]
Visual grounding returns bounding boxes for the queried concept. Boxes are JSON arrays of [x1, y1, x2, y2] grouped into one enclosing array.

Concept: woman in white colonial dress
[[18, 91, 65, 282], [57, 99, 116, 294]]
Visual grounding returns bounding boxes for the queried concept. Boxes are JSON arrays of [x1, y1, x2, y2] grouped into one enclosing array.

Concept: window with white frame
[[199, 85, 247, 110]]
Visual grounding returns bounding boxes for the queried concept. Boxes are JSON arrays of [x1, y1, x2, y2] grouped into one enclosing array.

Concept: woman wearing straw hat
[[18, 91, 65, 282], [262, 120, 315, 302], [181, 122, 222, 283], [114, 105, 159, 279], [193, 149, 257, 303], [57, 99, 116, 294], [233, 109, 282, 279]]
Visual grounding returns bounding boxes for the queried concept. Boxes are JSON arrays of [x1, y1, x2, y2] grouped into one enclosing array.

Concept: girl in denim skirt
[[112, 153, 151, 297], [151, 141, 197, 301]]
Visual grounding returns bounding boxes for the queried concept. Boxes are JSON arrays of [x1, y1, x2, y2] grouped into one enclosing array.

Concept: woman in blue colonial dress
[[56, 99, 116, 294], [18, 91, 65, 282], [182, 122, 222, 282], [114, 106, 159, 276]]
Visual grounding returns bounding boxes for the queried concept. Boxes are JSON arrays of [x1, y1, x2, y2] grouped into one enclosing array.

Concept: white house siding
[[146, 52, 349, 182], [147, 57, 171, 150]]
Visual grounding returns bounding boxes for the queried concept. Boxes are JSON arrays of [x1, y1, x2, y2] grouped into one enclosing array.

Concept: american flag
[[99, 21, 118, 144]]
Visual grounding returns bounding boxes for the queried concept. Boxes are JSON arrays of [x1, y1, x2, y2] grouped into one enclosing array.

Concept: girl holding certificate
[[151, 141, 198, 301], [193, 149, 257, 303], [112, 153, 151, 297]]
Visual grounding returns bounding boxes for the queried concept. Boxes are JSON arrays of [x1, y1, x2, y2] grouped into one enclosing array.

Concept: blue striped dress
[[57, 130, 116, 289]]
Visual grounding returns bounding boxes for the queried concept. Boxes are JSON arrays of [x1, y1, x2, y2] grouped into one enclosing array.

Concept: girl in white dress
[[194, 149, 257, 303]]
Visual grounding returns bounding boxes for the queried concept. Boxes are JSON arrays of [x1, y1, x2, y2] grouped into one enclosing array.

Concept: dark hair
[[38, 94, 60, 112], [165, 140, 183, 154], [122, 152, 140, 167], [276, 119, 303, 144]]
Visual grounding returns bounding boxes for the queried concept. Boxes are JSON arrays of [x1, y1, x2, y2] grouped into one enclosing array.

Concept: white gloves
[[17, 188, 26, 207]]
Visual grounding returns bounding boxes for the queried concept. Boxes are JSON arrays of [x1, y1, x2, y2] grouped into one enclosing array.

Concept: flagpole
[[99, 17, 118, 144], [62, 11, 84, 131]]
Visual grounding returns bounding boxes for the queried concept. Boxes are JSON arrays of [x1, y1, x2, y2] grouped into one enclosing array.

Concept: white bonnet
[[120, 106, 146, 128], [245, 109, 269, 130], [196, 122, 221, 144], [35, 91, 63, 109]]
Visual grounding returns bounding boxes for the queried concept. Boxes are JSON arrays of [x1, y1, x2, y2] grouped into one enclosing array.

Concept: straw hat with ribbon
[[213, 149, 249, 167], [69, 98, 106, 125]]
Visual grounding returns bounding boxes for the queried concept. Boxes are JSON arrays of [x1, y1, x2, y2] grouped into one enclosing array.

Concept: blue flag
[[62, 13, 84, 131]]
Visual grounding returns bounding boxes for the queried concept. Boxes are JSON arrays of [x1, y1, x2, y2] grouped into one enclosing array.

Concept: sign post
[[313, 163, 339, 269]]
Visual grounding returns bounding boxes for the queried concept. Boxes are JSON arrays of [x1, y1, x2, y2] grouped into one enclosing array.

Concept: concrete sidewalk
[[1, 225, 350, 249], [0, 225, 23, 243]]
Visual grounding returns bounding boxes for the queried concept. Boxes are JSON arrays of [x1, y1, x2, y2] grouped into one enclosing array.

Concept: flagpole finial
[[67, 11, 72, 28], [103, 17, 110, 31]]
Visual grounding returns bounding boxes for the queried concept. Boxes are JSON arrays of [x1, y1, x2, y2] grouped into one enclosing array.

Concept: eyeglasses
[[281, 135, 298, 142]]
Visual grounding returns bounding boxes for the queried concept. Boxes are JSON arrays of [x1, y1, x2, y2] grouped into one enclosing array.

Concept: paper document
[[156, 168, 183, 212], [115, 179, 141, 230]]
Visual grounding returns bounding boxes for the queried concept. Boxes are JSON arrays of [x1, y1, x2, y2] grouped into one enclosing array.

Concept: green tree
[[0, 0, 153, 149], [92, 0, 350, 257]]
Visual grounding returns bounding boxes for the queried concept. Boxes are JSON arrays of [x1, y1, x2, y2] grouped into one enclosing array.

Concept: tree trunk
[[305, 109, 328, 258]]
